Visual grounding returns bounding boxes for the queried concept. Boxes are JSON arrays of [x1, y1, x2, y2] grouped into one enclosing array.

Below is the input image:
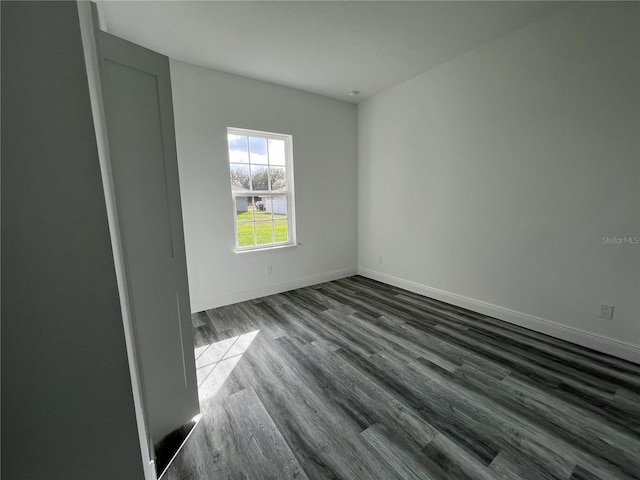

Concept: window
[[227, 128, 296, 251]]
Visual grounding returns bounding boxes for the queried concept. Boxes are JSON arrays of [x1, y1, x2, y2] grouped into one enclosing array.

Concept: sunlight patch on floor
[[194, 330, 260, 401]]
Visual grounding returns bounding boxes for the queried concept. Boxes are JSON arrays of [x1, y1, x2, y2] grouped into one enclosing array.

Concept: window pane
[[268, 139, 286, 166], [228, 128, 294, 251], [269, 167, 286, 191], [250, 195, 262, 214], [235, 196, 253, 219], [235, 196, 255, 247], [236, 222, 255, 247], [255, 196, 271, 217], [255, 220, 274, 245], [269, 195, 288, 216], [228, 135, 248, 163], [230, 164, 250, 190], [250, 165, 268, 190], [274, 219, 288, 243], [249, 137, 268, 165]]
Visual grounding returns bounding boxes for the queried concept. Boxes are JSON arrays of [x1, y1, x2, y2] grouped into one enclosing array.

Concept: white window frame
[[227, 127, 296, 252]]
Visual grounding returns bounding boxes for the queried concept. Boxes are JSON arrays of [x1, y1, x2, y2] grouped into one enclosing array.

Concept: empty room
[[2, 1, 639, 479]]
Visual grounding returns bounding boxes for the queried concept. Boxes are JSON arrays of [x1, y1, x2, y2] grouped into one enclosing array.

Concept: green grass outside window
[[237, 210, 288, 247]]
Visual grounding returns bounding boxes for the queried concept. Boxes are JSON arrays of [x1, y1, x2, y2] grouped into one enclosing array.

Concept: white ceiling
[[99, 1, 570, 103]]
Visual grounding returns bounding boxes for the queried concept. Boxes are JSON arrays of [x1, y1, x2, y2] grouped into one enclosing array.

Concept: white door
[[96, 29, 199, 447]]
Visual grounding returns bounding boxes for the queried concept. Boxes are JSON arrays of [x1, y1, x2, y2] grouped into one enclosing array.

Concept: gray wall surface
[[1, 2, 144, 478], [358, 2, 640, 360], [171, 60, 358, 312]]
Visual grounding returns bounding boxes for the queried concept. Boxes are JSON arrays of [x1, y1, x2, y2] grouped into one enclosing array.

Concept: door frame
[[77, 2, 156, 479]]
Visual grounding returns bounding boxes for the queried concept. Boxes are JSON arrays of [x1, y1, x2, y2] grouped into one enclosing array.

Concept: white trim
[[190, 268, 357, 313], [228, 127, 292, 142], [235, 243, 299, 256], [227, 127, 296, 250], [358, 267, 640, 364], [77, 3, 156, 479]]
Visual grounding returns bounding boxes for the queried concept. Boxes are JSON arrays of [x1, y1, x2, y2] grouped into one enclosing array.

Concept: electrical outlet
[[599, 304, 614, 319], [266, 265, 272, 276], [378, 255, 383, 264]]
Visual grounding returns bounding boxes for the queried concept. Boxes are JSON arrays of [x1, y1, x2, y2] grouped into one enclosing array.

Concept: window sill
[[235, 243, 299, 257]]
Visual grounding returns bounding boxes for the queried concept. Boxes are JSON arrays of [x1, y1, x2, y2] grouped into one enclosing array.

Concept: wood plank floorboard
[[164, 276, 640, 480]]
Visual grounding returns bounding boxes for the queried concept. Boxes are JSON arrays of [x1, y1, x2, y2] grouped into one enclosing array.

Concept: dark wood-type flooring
[[164, 276, 640, 480]]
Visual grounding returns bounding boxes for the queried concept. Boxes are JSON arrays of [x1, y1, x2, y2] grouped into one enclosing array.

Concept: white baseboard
[[358, 267, 640, 364], [190, 268, 358, 313]]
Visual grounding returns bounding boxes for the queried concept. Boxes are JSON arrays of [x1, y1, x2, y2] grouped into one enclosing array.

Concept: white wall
[[1, 2, 145, 478], [358, 2, 640, 362], [170, 61, 358, 312]]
